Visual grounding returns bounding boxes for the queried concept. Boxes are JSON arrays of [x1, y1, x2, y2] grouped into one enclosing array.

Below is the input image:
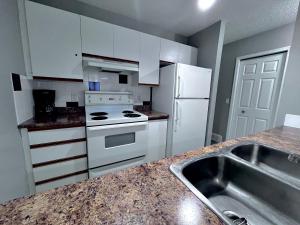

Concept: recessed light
[[198, 0, 216, 11]]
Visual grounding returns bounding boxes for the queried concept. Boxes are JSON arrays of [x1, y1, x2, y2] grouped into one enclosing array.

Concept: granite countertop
[[18, 107, 168, 131], [137, 110, 169, 121], [1, 126, 300, 224], [18, 108, 86, 131]]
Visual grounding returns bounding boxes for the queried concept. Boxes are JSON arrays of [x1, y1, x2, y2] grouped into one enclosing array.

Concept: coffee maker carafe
[[33, 89, 55, 120]]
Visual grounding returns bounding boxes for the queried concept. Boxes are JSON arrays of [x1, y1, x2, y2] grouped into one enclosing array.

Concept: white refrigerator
[[152, 63, 212, 156]]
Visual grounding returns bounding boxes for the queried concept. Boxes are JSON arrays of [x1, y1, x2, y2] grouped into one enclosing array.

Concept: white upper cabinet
[[177, 44, 198, 66], [25, 1, 83, 79], [113, 26, 140, 61], [81, 16, 114, 58], [139, 33, 160, 85], [160, 39, 178, 63]]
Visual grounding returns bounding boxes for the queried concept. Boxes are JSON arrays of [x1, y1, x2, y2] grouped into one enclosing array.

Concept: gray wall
[[214, 23, 295, 139], [188, 21, 226, 145], [276, 6, 300, 125], [0, 0, 29, 202], [30, 0, 187, 44]]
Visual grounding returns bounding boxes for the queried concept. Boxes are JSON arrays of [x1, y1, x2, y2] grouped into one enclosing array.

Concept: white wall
[[276, 6, 300, 125], [188, 21, 226, 145], [214, 23, 295, 139], [0, 0, 29, 203]]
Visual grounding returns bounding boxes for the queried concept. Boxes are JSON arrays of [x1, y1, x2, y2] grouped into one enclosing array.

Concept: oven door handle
[[87, 122, 148, 131]]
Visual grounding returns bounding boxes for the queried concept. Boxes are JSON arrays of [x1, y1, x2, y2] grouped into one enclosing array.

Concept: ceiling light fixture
[[198, 0, 216, 11]]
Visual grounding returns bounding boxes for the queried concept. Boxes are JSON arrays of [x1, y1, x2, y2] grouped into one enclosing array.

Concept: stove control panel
[[85, 92, 133, 105]]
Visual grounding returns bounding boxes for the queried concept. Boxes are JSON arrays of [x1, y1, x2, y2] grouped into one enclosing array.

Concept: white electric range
[[85, 91, 148, 178]]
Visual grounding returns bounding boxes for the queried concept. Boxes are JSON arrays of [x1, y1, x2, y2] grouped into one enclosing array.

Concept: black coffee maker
[[33, 89, 56, 120]]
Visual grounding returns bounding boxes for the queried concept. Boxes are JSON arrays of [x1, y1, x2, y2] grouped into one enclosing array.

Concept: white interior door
[[229, 53, 285, 138], [175, 64, 212, 98], [172, 99, 209, 156]]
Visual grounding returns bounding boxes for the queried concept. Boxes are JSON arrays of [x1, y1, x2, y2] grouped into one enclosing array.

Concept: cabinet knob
[[75, 53, 78, 56]]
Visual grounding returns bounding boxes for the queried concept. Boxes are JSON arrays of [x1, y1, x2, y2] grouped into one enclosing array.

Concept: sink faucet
[[288, 153, 300, 163]]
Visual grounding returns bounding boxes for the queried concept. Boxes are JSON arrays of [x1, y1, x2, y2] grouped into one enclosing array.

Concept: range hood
[[83, 56, 139, 73]]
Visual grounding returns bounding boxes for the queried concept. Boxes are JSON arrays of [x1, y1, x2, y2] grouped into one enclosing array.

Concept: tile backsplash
[[12, 67, 151, 123], [84, 67, 150, 105], [33, 80, 85, 107], [31, 68, 150, 108]]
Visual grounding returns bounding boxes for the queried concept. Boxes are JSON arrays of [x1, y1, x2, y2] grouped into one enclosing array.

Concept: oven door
[[87, 122, 148, 169]]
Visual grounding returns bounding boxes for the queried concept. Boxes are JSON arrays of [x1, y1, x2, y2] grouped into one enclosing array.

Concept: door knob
[[241, 110, 245, 114]]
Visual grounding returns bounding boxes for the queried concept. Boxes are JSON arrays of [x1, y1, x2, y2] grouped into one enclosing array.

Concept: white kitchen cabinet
[[139, 33, 160, 85], [33, 157, 87, 182], [146, 120, 168, 162], [28, 127, 86, 146], [36, 173, 88, 193], [25, 1, 83, 79], [114, 26, 140, 61], [177, 44, 198, 65], [81, 16, 114, 57], [160, 39, 178, 63], [31, 141, 87, 165]]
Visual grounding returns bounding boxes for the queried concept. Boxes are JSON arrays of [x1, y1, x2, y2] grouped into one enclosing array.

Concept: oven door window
[[105, 132, 135, 148]]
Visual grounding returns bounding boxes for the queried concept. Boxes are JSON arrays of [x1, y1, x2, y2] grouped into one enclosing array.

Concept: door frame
[[226, 46, 290, 140]]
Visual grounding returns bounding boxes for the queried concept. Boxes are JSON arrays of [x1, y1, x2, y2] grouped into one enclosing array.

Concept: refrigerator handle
[[174, 101, 180, 132], [177, 76, 181, 98]]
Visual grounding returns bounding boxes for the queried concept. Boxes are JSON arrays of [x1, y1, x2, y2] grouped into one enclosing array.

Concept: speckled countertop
[[18, 108, 85, 131], [1, 126, 300, 225], [137, 110, 169, 121]]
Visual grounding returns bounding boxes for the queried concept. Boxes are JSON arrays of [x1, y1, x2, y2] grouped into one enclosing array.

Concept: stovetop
[[85, 92, 148, 126], [85, 105, 148, 127]]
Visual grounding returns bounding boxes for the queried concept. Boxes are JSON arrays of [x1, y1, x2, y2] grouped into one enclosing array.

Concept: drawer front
[[31, 141, 87, 165], [36, 173, 88, 193], [89, 156, 145, 178], [29, 127, 86, 146], [33, 157, 87, 182]]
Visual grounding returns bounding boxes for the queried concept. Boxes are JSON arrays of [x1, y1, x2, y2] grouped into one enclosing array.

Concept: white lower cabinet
[[36, 173, 88, 193], [21, 127, 88, 193], [146, 120, 168, 162], [33, 157, 87, 182]]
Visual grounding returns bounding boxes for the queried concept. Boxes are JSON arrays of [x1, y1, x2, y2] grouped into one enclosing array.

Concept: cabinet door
[[25, 1, 83, 79], [146, 120, 167, 162], [113, 26, 140, 61], [81, 16, 114, 57], [139, 33, 160, 85], [160, 39, 178, 63], [177, 44, 198, 65]]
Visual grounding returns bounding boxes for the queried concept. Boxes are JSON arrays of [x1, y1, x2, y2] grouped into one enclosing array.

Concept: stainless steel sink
[[231, 143, 300, 186], [170, 143, 300, 225]]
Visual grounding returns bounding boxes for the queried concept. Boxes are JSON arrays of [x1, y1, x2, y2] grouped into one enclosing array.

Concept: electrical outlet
[[71, 94, 79, 102], [225, 98, 230, 104]]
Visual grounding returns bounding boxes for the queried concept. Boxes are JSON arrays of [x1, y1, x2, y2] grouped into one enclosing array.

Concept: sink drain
[[223, 210, 249, 225]]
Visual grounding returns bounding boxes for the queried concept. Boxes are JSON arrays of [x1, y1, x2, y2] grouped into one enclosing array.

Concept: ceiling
[[77, 0, 300, 44]]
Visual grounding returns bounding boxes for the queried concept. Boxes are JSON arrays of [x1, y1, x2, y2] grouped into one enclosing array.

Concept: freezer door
[[172, 99, 209, 156], [175, 64, 212, 98]]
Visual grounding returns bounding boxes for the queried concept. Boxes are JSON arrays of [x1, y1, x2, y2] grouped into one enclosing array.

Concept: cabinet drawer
[[31, 141, 87, 165], [36, 173, 88, 193], [33, 157, 87, 182], [29, 127, 86, 146]]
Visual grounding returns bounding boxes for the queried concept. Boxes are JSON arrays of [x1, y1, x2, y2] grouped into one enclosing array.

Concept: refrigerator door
[[175, 64, 212, 99], [172, 99, 209, 156]]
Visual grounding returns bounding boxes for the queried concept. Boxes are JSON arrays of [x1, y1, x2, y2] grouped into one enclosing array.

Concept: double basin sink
[[170, 143, 300, 225]]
